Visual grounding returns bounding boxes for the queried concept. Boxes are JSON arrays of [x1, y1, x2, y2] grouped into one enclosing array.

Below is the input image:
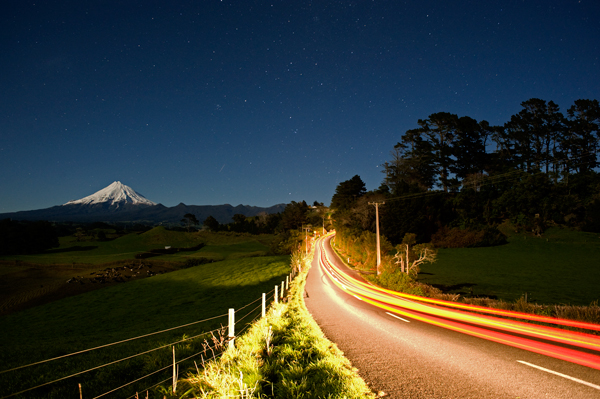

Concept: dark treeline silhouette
[[202, 201, 330, 254], [0, 219, 59, 255], [331, 98, 600, 246]]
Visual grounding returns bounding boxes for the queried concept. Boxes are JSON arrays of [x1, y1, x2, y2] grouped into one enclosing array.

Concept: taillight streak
[[316, 234, 600, 370]]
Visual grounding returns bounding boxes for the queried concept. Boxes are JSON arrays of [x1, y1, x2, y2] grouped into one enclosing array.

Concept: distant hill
[[0, 181, 286, 225]]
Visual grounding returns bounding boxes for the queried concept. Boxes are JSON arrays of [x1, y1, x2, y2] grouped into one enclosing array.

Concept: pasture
[[0, 227, 276, 315], [418, 226, 600, 306], [0, 229, 289, 398]]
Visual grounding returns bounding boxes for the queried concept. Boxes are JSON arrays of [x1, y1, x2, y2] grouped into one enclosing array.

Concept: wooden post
[[286, 275, 289, 290], [275, 285, 278, 304], [172, 346, 178, 393], [228, 308, 235, 348], [281, 281, 284, 299], [79, 383, 82, 399], [262, 293, 266, 318], [368, 201, 385, 275]]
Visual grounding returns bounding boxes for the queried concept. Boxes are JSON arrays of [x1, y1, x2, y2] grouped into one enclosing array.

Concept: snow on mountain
[[63, 181, 157, 207]]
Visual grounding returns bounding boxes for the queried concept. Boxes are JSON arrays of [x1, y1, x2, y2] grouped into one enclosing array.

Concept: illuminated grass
[[183, 250, 375, 398]]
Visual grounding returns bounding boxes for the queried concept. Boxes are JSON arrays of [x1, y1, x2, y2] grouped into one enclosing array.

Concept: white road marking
[[386, 312, 411, 323], [353, 295, 363, 301], [517, 360, 600, 390]]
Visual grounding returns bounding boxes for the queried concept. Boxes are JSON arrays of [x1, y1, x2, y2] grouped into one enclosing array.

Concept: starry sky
[[1, 1, 599, 213]]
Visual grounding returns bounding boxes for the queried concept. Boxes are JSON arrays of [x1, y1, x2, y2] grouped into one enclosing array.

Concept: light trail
[[316, 233, 600, 371]]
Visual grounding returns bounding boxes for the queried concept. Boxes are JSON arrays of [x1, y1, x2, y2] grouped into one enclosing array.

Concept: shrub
[[432, 226, 506, 248], [182, 257, 214, 268], [366, 268, 425, 296]]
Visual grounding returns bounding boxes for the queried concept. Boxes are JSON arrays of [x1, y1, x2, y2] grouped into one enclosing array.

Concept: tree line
[[331, 97, 600, 250], [384, 98, 599, 193]]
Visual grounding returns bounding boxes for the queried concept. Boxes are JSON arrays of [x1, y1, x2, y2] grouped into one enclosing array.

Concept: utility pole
[[302, 224, 312, 255], [369, 201, 385, 275]]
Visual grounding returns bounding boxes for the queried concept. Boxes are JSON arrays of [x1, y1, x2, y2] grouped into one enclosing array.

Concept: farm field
[[0, 227, 276, 315], [418, 226, 600, 306], [0, 229, 290, 398]]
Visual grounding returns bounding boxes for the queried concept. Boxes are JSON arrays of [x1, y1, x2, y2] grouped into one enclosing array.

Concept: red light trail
[[317, 234, 600, 371]]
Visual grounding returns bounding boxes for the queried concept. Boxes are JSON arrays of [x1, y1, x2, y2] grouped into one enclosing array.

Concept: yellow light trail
[[316, 233, 600, 371]]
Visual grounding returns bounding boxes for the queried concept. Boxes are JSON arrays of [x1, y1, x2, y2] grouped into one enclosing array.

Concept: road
[[304, 235, 600, 398]]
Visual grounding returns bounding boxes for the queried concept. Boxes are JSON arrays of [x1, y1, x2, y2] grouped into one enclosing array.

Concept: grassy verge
[[182, 246, 376, 398]]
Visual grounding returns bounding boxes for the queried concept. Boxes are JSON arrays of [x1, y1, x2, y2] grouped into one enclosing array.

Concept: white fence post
[[262, 293, 266, 318], [275, 285, 278, 304], [228, 308, 235, 348], [281, 281, 284, 299], [286, 275, 289, 290]]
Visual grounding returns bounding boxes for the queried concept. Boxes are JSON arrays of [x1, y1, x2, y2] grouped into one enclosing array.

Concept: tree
[[419, 112, 458, 191], [0, 219, 59, 255], [330, 175, 366, 211], [392, 233, 437, 277], [181, 213, 199, 232], [280, 201, 309, 230], [308, 203, 330, 234], [232, 214, 247, 224], [565, 99, 600, 174], [451, 117, 492, 185], [503, 98, 565, 174], [203, 215, 220, 232], [383, 133, 435, 194]]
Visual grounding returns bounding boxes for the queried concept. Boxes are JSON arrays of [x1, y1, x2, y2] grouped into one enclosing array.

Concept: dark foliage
[[330, 98, 599, 246], [330, 175, 366, 211], [135, 243, 205, 259], [181, 257, 215, 268], [0, 219, 59, 255], [431, 226, 507, 248]]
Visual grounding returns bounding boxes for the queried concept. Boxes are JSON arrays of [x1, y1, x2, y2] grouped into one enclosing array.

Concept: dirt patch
[[0, 261, 180, 316]]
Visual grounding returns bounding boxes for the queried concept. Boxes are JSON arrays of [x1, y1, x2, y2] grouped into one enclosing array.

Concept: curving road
[[304, 235, 600, 398]]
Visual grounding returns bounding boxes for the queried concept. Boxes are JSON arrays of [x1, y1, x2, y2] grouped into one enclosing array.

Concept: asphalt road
[[304, 235, 600, 398]]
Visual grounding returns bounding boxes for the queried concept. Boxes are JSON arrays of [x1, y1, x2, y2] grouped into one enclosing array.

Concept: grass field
[[0, 230, 290, 398], [0, 228, 277, 316], [1, 227, 275, 265], [418, 226, 600, 306]]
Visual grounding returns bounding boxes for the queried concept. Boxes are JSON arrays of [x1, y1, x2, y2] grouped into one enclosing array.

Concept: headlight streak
[[316, 234, 600, 371]]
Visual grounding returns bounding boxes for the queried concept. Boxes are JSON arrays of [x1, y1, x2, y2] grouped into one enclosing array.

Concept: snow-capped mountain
[[64, 181, 157, 207], [0, 181, 286, 224]]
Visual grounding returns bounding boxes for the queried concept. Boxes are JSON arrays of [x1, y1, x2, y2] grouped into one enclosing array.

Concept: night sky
[[1, 1, 599, 213]]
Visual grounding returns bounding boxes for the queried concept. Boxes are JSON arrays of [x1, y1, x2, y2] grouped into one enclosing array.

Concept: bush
[[431, 226, 506, 248], [182, 257, 214, 268], [0, 219, 59, 255], [366, 269, 425, 296]]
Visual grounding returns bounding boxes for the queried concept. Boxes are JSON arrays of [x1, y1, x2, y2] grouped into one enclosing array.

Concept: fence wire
[[1, 272, 295, 399], [0, 312, 228, 375]]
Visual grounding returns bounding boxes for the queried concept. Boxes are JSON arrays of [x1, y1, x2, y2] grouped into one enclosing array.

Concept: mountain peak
[[63, 181, 157, 207]]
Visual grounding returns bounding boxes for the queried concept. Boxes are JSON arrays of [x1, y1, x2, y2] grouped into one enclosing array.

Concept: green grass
[[0, 254, 291, 398], [183, 249, 376, 399], [418, 226, 600, 306], [0, 228, 274, 265]]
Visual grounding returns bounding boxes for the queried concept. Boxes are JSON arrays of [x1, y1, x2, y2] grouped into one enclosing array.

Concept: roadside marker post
[[262, 293, 266, 318], [274, 286, 278, 304]]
